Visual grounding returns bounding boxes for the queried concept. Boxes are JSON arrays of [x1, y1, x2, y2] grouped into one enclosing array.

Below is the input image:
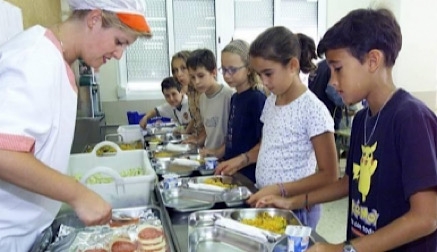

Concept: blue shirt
[[346, 89, 437, 251], [224, 88, 266, 182]]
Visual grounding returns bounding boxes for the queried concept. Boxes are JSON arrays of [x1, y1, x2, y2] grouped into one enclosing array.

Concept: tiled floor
[[315, 158, 348, 243]]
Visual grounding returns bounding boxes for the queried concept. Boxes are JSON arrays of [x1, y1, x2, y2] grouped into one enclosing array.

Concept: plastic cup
[[204, 157, 218, 170], [285, 225, 312, 252], [149, 141, 159, 151], [162, 173, 179, 190]]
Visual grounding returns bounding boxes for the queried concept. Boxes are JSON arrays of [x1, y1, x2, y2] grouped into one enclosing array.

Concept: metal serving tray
[[188, 175, 244, 190], [229, 208, 301, 228], [188, 226, 269, 252], [158, 176, 251, 211], [153, 157, 197, 177], [188, 208, 306, 252], [161, 188, 216, 212]]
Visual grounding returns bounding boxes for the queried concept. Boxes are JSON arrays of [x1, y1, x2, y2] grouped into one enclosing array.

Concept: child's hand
[[246, 185, 281, 207], [255, 195, 291, 209], [214, 156, 243, 176]]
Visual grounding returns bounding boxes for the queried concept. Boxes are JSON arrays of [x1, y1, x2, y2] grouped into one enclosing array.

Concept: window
[[118, 0, 326, 100]]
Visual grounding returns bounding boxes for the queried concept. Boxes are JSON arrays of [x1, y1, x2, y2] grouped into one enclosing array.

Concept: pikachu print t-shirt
[[346, 89, 437, 251]]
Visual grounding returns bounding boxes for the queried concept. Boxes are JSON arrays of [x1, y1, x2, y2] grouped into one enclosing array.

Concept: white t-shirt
[[0, 25, 77, 250], [156, 95, 191, 126], [256, 90, 334, 188], [199, 85, 234, 149]]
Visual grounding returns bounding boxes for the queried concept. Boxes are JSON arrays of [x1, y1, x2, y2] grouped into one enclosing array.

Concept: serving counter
[[155, 172, 326, 252]]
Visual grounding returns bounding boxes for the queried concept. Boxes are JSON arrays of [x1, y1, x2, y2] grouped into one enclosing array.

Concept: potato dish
[[240, 212, 287, 234], [203, 178, 237, 189]]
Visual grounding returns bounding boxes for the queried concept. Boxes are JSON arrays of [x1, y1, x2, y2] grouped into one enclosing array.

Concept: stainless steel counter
[[154, 173, 326, 252], [155, 173, 256, 252]]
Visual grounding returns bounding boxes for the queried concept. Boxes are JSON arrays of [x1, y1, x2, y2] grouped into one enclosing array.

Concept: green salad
[[74, 167, 144, 184]]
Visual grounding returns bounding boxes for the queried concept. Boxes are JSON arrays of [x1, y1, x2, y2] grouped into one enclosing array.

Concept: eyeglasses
[[219, 65, 246, 76]]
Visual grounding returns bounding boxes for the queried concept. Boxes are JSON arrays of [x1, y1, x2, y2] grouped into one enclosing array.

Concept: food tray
[[30, 206, 175, 252], [158, 176, 252, 211], [188, 175, 245, 190], [188, 208, 307, 252], [161, 188, 216, 212], [153, 157, 198, 177], [69, 141, 157, 208], [188, 226, 269, 252]]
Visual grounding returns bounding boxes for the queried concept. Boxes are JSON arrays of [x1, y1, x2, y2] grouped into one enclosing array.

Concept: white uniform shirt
[[199, 85, 234, 149], [256, 90, 334, 188], [0, 25, 77, 251], [156, 95, 191, 126]]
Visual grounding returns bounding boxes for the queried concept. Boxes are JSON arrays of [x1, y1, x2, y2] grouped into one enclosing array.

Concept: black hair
[[249, 26, 317, 74], [161, 77, 181, 93], [317, 8, 402, 67], [186, 49, 217, 72]]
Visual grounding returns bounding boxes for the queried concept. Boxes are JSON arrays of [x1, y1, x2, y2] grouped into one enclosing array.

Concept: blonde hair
[[69, 10, 152, 38], [222, 39, 268, 94]]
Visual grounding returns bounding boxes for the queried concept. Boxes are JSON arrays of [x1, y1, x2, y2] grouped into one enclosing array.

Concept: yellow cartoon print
[[353, 142, 378, 202]]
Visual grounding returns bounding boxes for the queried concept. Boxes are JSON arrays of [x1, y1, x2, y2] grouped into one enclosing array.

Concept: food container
[[153, 157, 198, 177], [69, 141, 157, 208], [229, 208, 301, 234], [146, 126, 175, 135], [188, 226, 269, 252], [30, 206, 175, 252], [221, 187, 252, 207], [157, 176, 251, 211], [144, 132, 175, 145], [187, 209, 306, 252]]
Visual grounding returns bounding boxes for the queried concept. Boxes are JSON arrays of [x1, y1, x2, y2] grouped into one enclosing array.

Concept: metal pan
[[161, 188, 216, 212], [228, 208, 301, 234], [153, 157, 196, 177], [188, 175, 242, 190], [188, 226, 269, 252], [220, 187, 252, 207]]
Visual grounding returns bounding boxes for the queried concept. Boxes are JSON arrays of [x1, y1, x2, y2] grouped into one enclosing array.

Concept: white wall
[[326, 0, 437, 109]]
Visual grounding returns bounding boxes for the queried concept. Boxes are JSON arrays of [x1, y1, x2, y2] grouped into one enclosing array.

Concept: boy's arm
[[349, 188, 437, 252], [139, 108, 157, 129]]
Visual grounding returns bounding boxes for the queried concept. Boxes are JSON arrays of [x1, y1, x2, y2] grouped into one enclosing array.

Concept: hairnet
[[68, 0, 150, 33]]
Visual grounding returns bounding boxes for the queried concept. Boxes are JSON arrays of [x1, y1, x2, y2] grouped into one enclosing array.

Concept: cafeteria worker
[[0, 0, 151, 250]]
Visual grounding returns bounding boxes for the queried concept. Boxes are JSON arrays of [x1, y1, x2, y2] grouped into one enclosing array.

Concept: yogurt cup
[[162, 173, 179, 190], [285, 225, 312, 252], [204, 157, 218, 170]]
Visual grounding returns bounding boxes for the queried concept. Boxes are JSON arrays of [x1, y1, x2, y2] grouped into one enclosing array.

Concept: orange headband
[[116, 13, 151, 33]]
